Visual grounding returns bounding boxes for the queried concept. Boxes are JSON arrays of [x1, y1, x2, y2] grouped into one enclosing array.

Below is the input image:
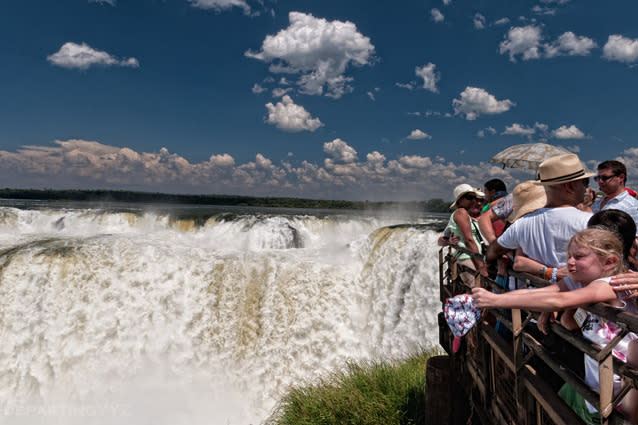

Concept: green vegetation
[[266, 350, 435, 425], [0, 189, 452, 212]]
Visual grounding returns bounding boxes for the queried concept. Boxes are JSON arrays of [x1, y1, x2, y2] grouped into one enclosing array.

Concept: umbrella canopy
[[489, 143, 572, 170]]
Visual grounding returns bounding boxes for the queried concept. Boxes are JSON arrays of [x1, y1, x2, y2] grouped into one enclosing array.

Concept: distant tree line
[[0, 189, 452, 213]]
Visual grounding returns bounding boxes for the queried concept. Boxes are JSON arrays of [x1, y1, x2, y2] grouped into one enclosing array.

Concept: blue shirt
[[592, 190, 638, 235]]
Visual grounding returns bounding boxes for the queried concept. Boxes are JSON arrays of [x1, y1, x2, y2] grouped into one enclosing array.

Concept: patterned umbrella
[[489, 143, 573, 170]]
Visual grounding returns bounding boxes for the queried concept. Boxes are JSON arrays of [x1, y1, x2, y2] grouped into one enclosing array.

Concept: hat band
[[539, 169, 586, 183]]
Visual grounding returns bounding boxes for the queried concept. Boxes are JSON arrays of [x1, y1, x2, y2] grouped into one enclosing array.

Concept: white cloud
[[540, 0, 569, 4], [89, 0, 115, 5], [265, 95, 323, 132], [545, 32, 597, 57], [246, 12, 375, 98], [406, 130, 432, 140], [442, 0, 452, 4], [324, 139, 358, 163], [0, 138, 531, 200], [603, 35, 638, 64], [47, 42, 139, 70], [494, 18, 510, 26], [367, 91, 376, 101], [532, 5, 557, 16], [502, 123, 536, 137], [272, 87, 292, 97], [552, 125, 585, 139], [188, 0, 250, 14], [474, 13, 486, 30], [477, 127, 497, 138], [452, 87, 515, 120], [431, 8, 444, 23], [396, 82, 415, 90], [252, 83, 267, 94], [499, 25, 542, 62], [415, 63, 440, 92], [534, 122, 549, 132]]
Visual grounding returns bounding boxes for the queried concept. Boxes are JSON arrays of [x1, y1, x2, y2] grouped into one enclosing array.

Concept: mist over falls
[[0, 205, 444, 424]]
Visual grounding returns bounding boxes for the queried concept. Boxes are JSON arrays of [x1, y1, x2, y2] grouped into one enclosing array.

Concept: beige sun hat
[[450, 183, 486, 209], [536, 153, 596, 185], [508, 180, 548, 223]]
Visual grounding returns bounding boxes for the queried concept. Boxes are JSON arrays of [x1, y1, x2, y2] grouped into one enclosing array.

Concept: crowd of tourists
[[439, 154, 638, 424]]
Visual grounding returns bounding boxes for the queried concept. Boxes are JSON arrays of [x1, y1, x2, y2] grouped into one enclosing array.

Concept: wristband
[[544, 267, 553, 281], [541, 266, 547, 278], [550, 267, 558, 283]]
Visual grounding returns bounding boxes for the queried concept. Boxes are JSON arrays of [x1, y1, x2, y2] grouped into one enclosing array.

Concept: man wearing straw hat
[[487, 154, 595, 282]]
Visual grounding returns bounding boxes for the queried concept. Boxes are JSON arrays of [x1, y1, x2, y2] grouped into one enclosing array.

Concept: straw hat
[[508, 180, 547, 223], [450, 183, 485, 209], [536, 153, 595, 185]]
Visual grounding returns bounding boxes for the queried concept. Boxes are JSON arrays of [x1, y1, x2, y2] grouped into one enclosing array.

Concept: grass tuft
[[266, 350, 438, 425]]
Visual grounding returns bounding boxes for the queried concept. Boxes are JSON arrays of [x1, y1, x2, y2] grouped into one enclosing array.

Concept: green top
[[446, 210, 483, 261]]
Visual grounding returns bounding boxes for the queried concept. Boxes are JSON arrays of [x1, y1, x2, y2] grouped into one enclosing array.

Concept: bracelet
[[541, 266, 547, 278], [550, 267, 558, 283], [544, 267, 553, 281]]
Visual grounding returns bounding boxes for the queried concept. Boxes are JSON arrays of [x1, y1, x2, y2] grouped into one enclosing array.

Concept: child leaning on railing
[[472, 228, 638, 424]]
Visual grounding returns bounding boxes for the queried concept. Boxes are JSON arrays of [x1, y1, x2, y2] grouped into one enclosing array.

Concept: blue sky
[[1, 0, 637, 201]]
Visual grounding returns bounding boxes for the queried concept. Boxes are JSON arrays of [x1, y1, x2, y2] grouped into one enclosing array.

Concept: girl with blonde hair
[[473, 228, 638, 424]]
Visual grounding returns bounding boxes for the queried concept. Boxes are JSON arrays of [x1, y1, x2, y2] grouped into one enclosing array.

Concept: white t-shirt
[[497, 207, 592, 267]]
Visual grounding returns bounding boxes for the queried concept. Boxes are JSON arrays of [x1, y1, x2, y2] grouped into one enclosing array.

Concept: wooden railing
[[438, 245, 638, 425]]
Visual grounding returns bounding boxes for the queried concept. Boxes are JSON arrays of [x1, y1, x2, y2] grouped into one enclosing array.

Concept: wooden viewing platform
[[436, 245, 638, 425]]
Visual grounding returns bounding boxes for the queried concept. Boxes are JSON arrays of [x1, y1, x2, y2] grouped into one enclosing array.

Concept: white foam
[[0, 207, 444, 424]]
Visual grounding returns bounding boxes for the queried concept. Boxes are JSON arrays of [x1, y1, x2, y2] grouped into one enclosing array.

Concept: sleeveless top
[[446, 210, 483, 261], [578, 276, 638, 413]]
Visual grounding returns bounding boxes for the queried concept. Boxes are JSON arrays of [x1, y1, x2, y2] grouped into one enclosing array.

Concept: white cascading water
[[0, 205, 445, 425]]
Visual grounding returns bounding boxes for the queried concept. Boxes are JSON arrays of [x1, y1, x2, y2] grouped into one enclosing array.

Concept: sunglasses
[[594, 174, 618, 182], [461, 194, 481, 202]]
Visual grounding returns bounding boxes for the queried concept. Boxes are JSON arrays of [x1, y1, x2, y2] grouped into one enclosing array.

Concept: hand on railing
[[437, 235, 460, 247], [471, 287, 497, 308], [536, 311, 555, 335]]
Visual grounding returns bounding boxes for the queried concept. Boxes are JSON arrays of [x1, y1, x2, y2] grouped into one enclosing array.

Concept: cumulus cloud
[[324, 139, 358, 163], [545, 32, 597, 58], [603, 35, 638, 64], [89, 0, 115, 5], [431, 8, 444, 23], [474, 13, 486, 30], [406, 130, 432, 140], [477, 127, 497, 138], [502, 123, 536, 137], [272, 87, 292, 97], [188, 0, 250, 14], [494, 18, 510, 26], [245, 12, 375, 98], [452, 87, 515, 120], [0, 138, 536, 200], [552, 125, 586, 139], [415, 63, 440, 92], [500, 26, 597, 61], [252, 83, 267, 94], [265, 95, 323, 132], [47, 42, 139, 70], [499, 25, 543, 62]]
